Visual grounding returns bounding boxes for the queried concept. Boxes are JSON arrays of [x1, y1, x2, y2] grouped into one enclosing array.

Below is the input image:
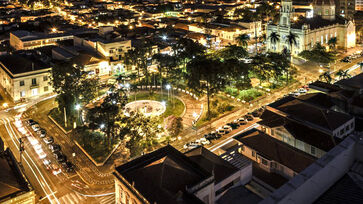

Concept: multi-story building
[[0, 51, 53, 102], [356, 0, 363, 10], [10, 30, 74, 51], [336, 0, 356, 17], [234, 129, 316, 181], [113, 145, 252, 204], [266, 0, 355, 55]]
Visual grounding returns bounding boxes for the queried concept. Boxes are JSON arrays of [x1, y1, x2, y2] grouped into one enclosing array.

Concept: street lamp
[[166, 84, 171, 100], [162, 35, 168, 40], [100, 124, 105, 129]]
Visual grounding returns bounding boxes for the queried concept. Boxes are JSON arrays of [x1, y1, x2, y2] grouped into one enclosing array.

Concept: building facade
[[0, 54, 53, 102], [267, 0, 355, 55]]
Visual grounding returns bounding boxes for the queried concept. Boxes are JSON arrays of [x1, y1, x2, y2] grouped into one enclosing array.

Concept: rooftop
[[234, 129, 316, 172], [335, 73, 363, 91], [185, 146, 239, 184], [114, 145, 211, 204], [0, 51, 50, 77], [0, 149, 31, 201], [268, 96, 354, 132], [259, 110, 338, 152]]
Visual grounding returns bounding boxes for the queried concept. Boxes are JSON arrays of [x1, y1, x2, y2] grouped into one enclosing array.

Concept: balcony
[[30, 83, 39, 89]]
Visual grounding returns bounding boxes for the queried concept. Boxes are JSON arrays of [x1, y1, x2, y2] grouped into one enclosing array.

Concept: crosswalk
[[0, 116, 15, 125], [97, 194, 115, 204], [58, 192, 86, 204]]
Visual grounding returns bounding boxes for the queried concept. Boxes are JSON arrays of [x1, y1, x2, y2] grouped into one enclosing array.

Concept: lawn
[[128, 92, 185, 118], [72, 128, 119, 164]]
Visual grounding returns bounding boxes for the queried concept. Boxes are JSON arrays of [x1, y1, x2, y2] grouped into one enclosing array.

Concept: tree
[[212, 45, 248, 61], [335, 69, 351, 80], [124, 113, 162, 157], [173, 38, 206, 70], [299, 43, 335, 64], [269, 32, 280, 50], [235, 33, 250, 48], [186, 56, 226, 117], [328, 37, 337, 51], [286, 32, 298, 61], [319, 72, 332, 83], [124, 40, 153, 87], [164, 115, 183, 137], [285, 32, 298, 84], [86, 86, 128, 145], [51, 62, 99, 125]]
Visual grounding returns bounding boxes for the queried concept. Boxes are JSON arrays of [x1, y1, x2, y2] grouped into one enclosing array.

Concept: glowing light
[[51, 28, 57, 32], [129, 25, 133, 30], [293, 16, 298, 21], [75, 104, 81, 110], [193, 112, 198, 118], [162, 35, 168, 40], [100, 124, 105, 129], [2, 103, 8, 108], [319, 69, 324, 73], [166, 84, 171, 90]]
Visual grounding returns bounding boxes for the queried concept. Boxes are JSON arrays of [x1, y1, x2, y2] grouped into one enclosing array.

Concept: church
[[266, 0, 356, 56]]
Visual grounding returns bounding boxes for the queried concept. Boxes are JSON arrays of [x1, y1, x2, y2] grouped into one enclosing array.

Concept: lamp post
[[75, 104, 81, 128], [166, 84, 171, 101]]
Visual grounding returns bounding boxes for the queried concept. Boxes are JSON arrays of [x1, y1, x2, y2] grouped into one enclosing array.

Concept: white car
[[198, 138, 210, 145], [237, 118, 247, 125], [31, 124, 40, 131], [216, 128, 228, 135], [222, 125, 233, 132], [298, 88, 307, 93], [183, 142, 200, 150]]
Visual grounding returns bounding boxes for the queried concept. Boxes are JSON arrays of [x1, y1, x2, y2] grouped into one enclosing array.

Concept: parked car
[[183, 142, 200, 150], [244, 114, 253, 121], [252, 110, 263, 118], [49, 144, 61, 153], [31, 124, 40, 131], [216, 128, 229, 135], [37, 129, 47, 138], [51, 164, 62, 175], [196, 138, 210, 145], [27, 119, 37, 126], [61, 161, 74, 172], [298, 88, 307, 93], [56, 154, 67, 163], [341, 57, 351, 63], [222, 125, 233, 132], [237, 118, 247, 125], [43, 136, 54, 144], [227, 122, 239, 129], [204, 132, 221, 140]]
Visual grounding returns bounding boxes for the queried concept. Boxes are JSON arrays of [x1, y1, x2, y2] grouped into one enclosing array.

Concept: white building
[[0, 52, 53, 102], [266, 0, 355, 55]]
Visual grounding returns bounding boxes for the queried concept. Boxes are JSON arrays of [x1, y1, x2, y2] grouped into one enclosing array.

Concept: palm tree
[[328, 37, 337, 51], [319, 72, 332, 83], [335, 69, 351, 80], [285, 32, 298, 84], [236, 33, 250, 48], [269, 32, 280, 51], [286, 32, 299, 61]]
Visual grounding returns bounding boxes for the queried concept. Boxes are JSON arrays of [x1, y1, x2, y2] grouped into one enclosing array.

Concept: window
[[31, 88, 38, 96], [340, 129, 344, 135], [43, 76, 48, 81], [31, 78, 37, 85], [20, 80, 24, 86], [311, 146, 316, 155], [20, 91, 25, 97], [252, 151, 255, 157], [325, 9, 329, 15], [261, 158, 268, 166], [44, 86, 49, 92]]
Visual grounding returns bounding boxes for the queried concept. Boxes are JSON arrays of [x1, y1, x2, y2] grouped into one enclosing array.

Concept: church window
[[282, 17, 287, 25], [326, 34, 328, 43], [321, 36, 324, 44], [335, 32, 337, 37], [325, 9, 329, 15]]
